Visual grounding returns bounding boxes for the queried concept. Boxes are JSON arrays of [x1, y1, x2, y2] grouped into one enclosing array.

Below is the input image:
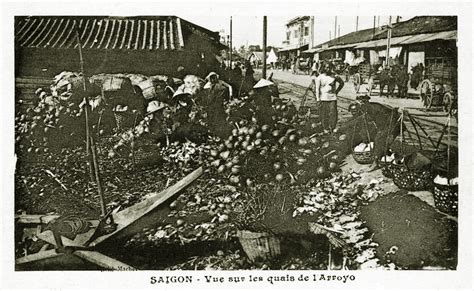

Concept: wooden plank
[[74, 250, 135, 270], [15, 214, 60, 224], [15, 83, 48, 89], [16, 249, 63, 265], [90, 167, 203, 246], [15, 78, 52, 84]]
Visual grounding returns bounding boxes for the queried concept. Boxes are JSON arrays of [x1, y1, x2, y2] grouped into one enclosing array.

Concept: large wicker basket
[[433, 183, 458, 216], [133, 144, 163, 167], [391, 164, 432, 191], [352, 149, 375, 164], [237, 230, 281, 262]]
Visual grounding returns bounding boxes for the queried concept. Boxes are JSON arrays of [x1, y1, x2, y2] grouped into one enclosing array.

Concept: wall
[[15, 34, 221, 79]]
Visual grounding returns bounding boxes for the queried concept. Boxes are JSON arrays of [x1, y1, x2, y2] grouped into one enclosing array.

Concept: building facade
[[279, 16, 315, 61]]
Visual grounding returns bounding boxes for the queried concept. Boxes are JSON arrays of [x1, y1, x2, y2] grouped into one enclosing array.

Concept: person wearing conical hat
[[202, 72, 232, 138], [251, 78, 276, 125]]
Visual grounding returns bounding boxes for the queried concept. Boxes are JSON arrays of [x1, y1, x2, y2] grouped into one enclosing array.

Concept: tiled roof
[[15, 16, 187, 50]]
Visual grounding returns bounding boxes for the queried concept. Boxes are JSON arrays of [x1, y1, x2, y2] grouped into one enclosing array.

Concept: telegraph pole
[[334, 16, 337, 39], [229, 16, 233, 70], [262, 16, 267, 79], [356, 16, 359, 31], [386, 16, 392, 67]]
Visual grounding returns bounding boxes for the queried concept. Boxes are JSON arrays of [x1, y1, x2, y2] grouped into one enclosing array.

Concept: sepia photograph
[[1, 0, 473, 290]]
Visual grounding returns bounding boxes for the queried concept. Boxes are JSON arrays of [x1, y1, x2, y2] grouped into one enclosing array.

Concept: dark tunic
[[203, 81, 231, 137]]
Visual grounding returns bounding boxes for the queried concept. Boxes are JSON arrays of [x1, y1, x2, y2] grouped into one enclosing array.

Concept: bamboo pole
[[75, 23, 107, 218]]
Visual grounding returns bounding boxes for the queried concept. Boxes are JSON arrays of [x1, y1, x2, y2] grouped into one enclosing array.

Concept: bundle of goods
[[51, 72, 101, 104], [352, 142, 375, 164], [433, 175, 458, 215], [389, 152, 433, 191]]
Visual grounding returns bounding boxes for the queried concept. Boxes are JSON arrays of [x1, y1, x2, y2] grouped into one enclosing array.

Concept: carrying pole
[[75, 23, 107, 218], [75, 25, 94, 182]]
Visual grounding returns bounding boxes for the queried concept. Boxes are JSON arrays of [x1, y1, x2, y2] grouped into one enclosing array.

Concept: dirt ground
[[341, 154, 458, 269]]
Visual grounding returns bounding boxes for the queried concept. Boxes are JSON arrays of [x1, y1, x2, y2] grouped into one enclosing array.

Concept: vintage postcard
[[1, 0, 472, 290]]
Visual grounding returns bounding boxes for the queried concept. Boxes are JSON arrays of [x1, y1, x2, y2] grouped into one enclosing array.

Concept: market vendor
[[145, 100, 172, 143], [171, 85, 194, 126], [202, 72, 232, 137], [250, 78, 276, 125], [348, 95, 404, 170]]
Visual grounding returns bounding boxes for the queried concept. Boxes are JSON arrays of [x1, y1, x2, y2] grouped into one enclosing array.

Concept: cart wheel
[[442, 92, 454, 112], [353, 73, 361, 93], [419, 79, 434, 108]]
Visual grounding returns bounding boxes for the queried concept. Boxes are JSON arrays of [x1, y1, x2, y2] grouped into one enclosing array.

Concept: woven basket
[[237, 230, 281, 262], [352, 149, 375, 164], [391, 164, 432, 191], [133, 144, 163, 167], [433, 183, 458, 216], [381, 163, 396, 178]]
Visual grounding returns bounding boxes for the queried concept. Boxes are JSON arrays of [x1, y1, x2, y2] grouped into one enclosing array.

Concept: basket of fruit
[[352, 142, 375, 164], [433, 175, 458, 216], [391, 163, 432, 191]]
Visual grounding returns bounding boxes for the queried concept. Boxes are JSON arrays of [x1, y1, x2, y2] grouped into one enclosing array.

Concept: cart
[[346, 63, 379, 95], [419, 61, 457, 112]]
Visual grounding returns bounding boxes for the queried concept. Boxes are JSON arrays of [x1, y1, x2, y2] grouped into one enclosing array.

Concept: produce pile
[[294, 171, 400, 270], [17, 70, 454, 271]]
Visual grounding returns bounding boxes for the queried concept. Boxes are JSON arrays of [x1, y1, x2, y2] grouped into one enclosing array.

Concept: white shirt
[[314, 73, 337, 101]]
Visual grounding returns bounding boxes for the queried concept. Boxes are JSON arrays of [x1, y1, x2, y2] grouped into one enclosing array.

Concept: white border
[[1, 0, 473, 290]]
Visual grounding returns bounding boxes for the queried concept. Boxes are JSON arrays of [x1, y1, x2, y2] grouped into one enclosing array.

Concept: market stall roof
[[302, 47, 323, 54], [324, 43, 356, 50], [15, 16, 225, 51], [397, 30, 457, 44], [279, 43, 309, 52], [352, 30, 456, 49]]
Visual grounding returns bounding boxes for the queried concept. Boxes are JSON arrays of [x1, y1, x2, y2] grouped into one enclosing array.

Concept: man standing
[[314, 62, 344, 134]]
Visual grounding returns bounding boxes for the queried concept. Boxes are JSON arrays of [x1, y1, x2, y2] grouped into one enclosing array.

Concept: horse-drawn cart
[[419, 62, 457, 112]]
